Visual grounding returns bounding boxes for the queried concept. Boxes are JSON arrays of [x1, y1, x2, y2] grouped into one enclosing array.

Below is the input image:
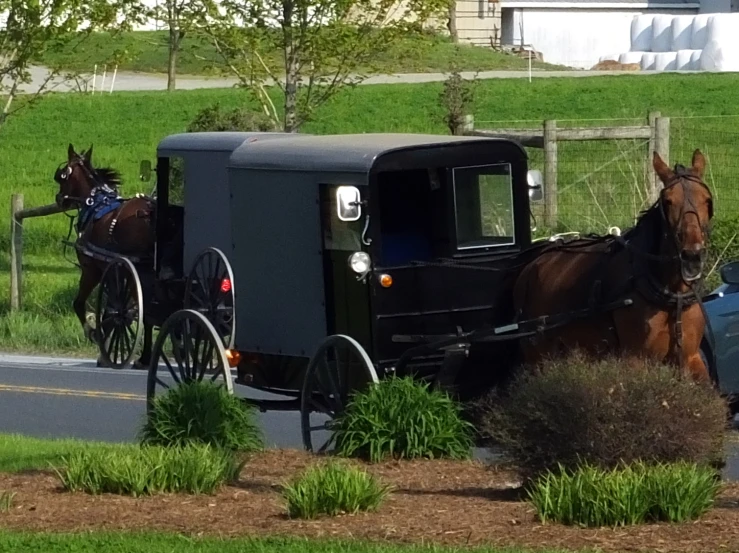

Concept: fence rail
[[10, 193, 67, 311], [461, 112, 670, 229]]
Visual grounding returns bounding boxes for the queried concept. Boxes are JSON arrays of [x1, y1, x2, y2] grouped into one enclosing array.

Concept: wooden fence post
[[543, 119, 558, 228], [654, 116, 670, 185], [647, 111, 661, 203], [10, 193, 23, 312]]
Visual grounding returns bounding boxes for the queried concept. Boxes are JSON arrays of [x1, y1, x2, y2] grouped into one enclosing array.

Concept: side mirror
[[336, 186, 362, 222], [527, 169, 544, 202], [720, 261, 739, 285], [139, 160, 152, 182]]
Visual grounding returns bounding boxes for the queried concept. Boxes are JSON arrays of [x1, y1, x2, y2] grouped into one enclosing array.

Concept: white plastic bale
[[690, 49, 702, 70], [690, 14, 711, 50], [706, 13, 739, 43], [671, 15, 694, 51], [651, 15, 674, 52], [631, 14, 656, 51], [654, 51, 678, 71], [675, 49, 698, 70], [641, 53, 657, 70], [700, 38, 739, 71], [599, 53, 620, 62], [619, 51, 645, 64]]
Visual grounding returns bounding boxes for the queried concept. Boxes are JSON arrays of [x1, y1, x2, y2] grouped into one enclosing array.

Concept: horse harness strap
[[77, 185, 124, 239]]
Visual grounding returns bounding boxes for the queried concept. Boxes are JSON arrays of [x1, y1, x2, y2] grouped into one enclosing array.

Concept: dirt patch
[[1, 449, 739, 552]]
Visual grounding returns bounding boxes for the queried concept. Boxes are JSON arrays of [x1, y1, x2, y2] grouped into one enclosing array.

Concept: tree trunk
[[447, 0, 458, 43], [282, 0, 298, 132], [167, 0, 179, 92]]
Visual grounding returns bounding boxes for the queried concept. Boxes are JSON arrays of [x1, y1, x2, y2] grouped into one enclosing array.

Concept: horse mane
[[621, 198, 663, 255], [93, 166, 122, 189]]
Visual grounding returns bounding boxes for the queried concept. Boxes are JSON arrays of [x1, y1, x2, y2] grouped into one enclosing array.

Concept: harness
[[77, 184, 123, 237]]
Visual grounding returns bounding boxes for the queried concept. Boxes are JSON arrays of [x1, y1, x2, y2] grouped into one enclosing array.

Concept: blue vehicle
[[701, 261, 739, 412]]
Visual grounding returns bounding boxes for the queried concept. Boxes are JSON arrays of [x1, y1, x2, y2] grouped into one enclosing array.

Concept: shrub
[[528, 461, 720, 527], [331, 376, 475, 462], [439, 68, 476, 135], [56, 443, 242, 496], [475, 351, 729, 480], [282, 461, 392, 519], [187, 103, 278, 133], [138, 380, 264, 452]]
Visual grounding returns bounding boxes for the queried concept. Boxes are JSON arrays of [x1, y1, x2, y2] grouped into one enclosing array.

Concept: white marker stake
[[100, 65, 107, 94], [109, 65, 118, 93], [92, 64, 97, 94], [529, 50, 532, 83]]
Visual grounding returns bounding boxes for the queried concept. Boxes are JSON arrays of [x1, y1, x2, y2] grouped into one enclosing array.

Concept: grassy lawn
[[1, 72, 739, 353], [0, 531, 560, 553], [36, 30, 562, 77], [0, 433, 135, 472]]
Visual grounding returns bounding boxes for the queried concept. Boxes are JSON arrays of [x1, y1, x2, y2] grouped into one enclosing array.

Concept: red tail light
[[220, 278, 231, 293]]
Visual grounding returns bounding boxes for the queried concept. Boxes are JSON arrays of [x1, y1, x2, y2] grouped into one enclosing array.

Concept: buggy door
[[319, 184, 372, 354]]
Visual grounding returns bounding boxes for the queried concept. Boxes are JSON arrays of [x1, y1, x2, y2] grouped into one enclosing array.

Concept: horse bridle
[[55, 155, 110, 208]]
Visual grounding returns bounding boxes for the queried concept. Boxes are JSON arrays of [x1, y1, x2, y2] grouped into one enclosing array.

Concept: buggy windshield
[[452, 163, 515, 250]]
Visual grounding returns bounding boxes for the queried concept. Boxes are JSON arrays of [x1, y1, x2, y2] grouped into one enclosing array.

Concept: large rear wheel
[[300, 335, 378, 454], [95, 257, 144, 370], [146, 309, 233, 412], [183, 247, 236, 349]]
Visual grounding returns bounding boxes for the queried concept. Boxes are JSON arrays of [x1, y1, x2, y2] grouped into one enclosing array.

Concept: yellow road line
[[0, 384, 145, 401]]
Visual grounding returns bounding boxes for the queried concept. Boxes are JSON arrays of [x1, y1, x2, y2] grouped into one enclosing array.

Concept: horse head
[[652, 149, 713, 284], [54, 144, 121, 210]]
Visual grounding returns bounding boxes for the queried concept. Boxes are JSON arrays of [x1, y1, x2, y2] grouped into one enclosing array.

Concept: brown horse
[[512, 149, 714, 382], [54, 144, 156, 367]]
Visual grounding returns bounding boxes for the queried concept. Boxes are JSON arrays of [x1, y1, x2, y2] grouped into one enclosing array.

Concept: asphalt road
[[0, 352, 738, 479], [9, 65, 696, 94]]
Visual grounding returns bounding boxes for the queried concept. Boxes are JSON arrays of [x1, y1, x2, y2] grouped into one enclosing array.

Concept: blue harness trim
[[77, 186, 122, 235]]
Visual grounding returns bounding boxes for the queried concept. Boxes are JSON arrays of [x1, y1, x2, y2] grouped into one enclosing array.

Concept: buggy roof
[[156, 132, 526, 174], [228, 133, 526, 173]]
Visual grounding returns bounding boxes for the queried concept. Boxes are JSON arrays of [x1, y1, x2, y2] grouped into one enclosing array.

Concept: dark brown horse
[[512, 150, 714, 382], [54, 144, 156, 367]]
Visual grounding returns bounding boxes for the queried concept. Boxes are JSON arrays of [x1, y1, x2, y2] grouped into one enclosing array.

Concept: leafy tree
[[194, 0, 452, 132], [147, 0, 201, 91], [0, 0, 146, 127]]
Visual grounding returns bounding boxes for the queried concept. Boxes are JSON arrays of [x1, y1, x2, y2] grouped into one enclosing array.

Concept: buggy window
[[168, 156, 185, 206], [452, 163, 515, 249]]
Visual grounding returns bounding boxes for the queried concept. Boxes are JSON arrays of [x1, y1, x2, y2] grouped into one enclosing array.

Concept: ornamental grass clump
[[475, 350, 729, 481], [282, 461, 392, 519], [331, 376, 475, 462], [139, 380, 264, 452], [528, 461, 720, 527], [56, 443, 242, 496]]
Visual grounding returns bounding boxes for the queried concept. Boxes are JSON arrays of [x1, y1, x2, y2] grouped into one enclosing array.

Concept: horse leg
[[73, 266, 102, 345], [135, 322, 153, 370]]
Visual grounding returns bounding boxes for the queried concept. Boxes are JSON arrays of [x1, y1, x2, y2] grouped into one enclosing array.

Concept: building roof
[[501, 0, 698, 6]]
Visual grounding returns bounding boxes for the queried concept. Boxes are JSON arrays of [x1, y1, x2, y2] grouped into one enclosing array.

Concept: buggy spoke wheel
[[95, 257, 143, 370], [184, 247, 236, 350], [300, 334, 378, 454], [146, 309, 233, 413]]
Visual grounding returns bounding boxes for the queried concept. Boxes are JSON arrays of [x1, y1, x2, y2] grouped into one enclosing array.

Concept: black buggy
[[117, 131, 615, 452]]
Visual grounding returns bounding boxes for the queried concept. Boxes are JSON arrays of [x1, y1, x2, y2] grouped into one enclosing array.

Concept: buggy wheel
[[95, 257, 144, 370], [300, 334, 379, 454], [183, 247, 236, 349], [146, 309, 233, 413]]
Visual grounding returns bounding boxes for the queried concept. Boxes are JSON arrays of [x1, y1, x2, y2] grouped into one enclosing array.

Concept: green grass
[[36, 30, 561, 77], [0, 433, 136, 472], [0, 531, 567, 553], [282, 461, 393, 519], [57, 443, 242, 496], [3, 72, 739, 353], [139, 380, 265, 451], [527, 461, 720, 527]]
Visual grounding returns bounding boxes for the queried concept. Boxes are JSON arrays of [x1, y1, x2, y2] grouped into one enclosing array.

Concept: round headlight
[[348, 252, 370, 274]]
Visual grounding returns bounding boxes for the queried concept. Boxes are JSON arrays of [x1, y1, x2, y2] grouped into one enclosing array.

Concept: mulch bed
[[1, 449, 739, 552]]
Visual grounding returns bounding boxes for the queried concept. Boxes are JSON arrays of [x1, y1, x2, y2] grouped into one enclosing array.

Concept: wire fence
[[468, 115, 739, 237]]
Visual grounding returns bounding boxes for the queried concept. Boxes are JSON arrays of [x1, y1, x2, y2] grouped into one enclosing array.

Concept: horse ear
[[68, 143, 76, 160], [691, 149, 706, 178], [653, 151, 674, 186], [84, 145, 93, 163]]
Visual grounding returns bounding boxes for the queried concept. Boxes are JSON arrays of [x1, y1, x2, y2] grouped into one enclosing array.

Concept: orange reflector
[[379, 274, 393, 288], [221, 278, 232, 293], [225, 349, 241, 368]]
